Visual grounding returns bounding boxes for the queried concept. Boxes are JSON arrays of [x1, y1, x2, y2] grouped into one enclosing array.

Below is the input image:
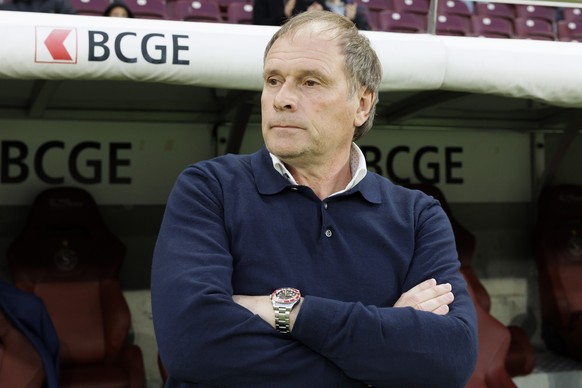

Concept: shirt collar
[[269, 143, 368, 197]]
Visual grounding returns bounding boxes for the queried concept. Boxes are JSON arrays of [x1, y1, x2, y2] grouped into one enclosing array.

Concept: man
[[152, 10, 478, 387]]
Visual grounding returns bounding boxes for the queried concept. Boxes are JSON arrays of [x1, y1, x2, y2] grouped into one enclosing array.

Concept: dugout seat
[[463, 276, 517, 388], [536, 185, 582, 360], [0, 310, 46, 388], [6, 187, 146, 388], [406, 183, 535, 378]]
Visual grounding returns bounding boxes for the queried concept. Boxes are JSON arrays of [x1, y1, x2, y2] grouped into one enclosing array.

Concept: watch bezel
[[271, 287, 301, 305]]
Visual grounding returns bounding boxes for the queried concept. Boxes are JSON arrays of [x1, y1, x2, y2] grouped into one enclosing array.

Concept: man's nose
[[273, 82, 298, 112]]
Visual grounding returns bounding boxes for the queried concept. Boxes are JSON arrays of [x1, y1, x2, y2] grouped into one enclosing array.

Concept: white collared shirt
[[269, 143, 368, 198]]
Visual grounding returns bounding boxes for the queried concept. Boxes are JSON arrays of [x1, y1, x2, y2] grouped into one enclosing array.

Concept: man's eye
[[305, 80, 318, 87], [267, 78, 279, 86]]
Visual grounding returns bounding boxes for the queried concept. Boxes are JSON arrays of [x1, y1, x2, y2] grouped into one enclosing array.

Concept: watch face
[[271, 287, 301, 304]]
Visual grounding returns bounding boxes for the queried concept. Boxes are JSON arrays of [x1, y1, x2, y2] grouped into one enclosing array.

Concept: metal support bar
[[224, 101, 254, 155]]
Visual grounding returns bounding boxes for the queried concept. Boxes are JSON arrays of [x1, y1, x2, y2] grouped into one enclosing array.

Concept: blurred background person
[[323, 0, 370, 30], [253, 0, 369, 30], [253, 0, 323, 26]]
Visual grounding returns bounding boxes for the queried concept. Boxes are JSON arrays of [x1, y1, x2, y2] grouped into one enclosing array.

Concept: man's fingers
[[432, 304, 450, 315], [416, 291, 454, 313], [405, 278, 437, 295], [394, 279, 454, 314]]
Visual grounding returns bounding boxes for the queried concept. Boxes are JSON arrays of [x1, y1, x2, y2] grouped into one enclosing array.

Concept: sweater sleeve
[[290, 201, 478, 388], [151, 167, 364, 387]]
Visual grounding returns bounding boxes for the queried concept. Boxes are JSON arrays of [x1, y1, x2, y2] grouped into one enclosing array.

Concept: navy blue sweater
[[151, 146, 478, 387]]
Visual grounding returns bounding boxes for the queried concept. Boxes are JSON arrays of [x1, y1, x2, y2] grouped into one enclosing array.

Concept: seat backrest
[[563, 7, 582, 22], [513, 17, 555, 40], [125, 0, 167, 19], [436, 14, 472, 36], [537, 185, 582, 313], [474, 2, 515, 21], [360, 0, 391, 12], [227, 1, 253, 24], [538, 185, 582, 229], [6, 187, 131, 365], [171, 0, 223, 22], [391, 0, 429, 16], [515, 4, 556, 24], [471, 15, 513, 39], [437, 0, 472, 18], [69, 0, 109, 15], [0, 310, 45, 388], [558, 20, 582, 42], [463, 271, 517, 388], [378, 10, 426, 33]]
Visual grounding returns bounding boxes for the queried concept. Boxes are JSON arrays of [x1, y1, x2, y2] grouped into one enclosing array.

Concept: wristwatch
[[270, 287, 301, 334]]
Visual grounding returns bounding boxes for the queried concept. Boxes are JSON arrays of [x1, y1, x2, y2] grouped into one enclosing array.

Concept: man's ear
[[354, 88, 374, 128]]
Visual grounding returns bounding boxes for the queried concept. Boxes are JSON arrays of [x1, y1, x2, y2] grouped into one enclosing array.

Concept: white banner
[[1, 11, 582, 107], [0, 119, 213, 205]]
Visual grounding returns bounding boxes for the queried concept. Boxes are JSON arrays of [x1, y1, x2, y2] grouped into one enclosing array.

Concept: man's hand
[[394, 278, 454, 315]]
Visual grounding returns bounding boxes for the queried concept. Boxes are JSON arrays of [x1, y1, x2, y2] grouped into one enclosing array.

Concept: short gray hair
[[263, 10, 382, 141]]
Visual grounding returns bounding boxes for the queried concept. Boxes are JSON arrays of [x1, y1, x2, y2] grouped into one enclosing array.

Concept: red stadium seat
[[170, 0, 223, 22], [536, 185, 582, 361], [437, 0, 472, 18], [378, 10, 426, 33], [563, 7, 582, 22], [359, 0, 392, 30], [475, 1, 515, 22], [436, 14, 472, 36], [515, 4, 556, 24], [436, 0, 472, 34], [464, 276, 518, 388], [0, 310, 45, 388], [69, 0, 109, 15], [558, 20, 582, 42], [391, 0, 429, 18], [6, 187, 146, 388], [226, 1, 253, 24], [513, 17, 555, 41], [125, 0, 167, 19], [471, 15, 513, 39]]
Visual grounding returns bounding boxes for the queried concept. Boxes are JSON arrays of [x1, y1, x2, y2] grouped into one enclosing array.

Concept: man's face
[[261, 27, 366, 167]]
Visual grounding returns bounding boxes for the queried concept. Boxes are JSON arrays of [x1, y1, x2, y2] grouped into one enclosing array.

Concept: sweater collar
[[251, 145, 382, 204]]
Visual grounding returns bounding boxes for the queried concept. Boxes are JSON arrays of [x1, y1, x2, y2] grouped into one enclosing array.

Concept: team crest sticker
[[35, 26, 78, 64]]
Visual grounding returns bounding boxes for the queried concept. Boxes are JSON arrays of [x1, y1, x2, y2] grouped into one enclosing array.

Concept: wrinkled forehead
[[283, 20, 342, 46]]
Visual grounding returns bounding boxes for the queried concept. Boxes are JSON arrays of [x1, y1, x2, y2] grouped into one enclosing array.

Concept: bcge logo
[[35, 27, 78, 64]]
